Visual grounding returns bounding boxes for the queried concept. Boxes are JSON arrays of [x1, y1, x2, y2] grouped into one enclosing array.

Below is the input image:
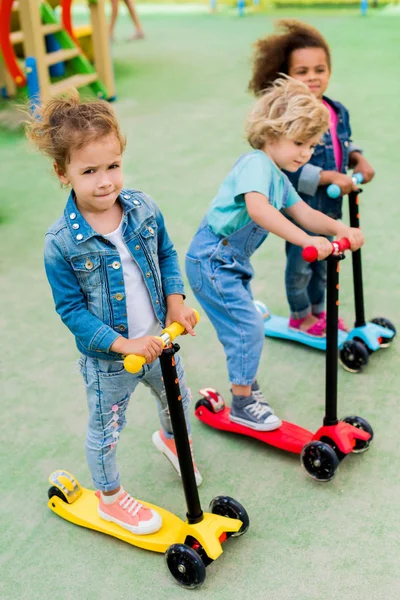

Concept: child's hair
[[246, 77, 329, 150], [25, 91, 126, 173], [249, 20, 331, 96]]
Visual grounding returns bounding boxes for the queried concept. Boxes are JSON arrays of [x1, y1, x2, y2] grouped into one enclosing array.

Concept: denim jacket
[[283, 96, 362, 219], [44, 189, 185, 360]]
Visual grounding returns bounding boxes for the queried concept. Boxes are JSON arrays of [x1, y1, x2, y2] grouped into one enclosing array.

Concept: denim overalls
[[186, 217, 269, 386], [44, 189, 192, 492], [283, 97, 361, 318]]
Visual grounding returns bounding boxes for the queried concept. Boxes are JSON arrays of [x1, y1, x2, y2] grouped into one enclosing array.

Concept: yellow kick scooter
[[47, 311, 249, 589]]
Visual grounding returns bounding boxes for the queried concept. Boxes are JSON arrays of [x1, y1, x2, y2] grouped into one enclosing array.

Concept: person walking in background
[[110, 0, 145, 41]]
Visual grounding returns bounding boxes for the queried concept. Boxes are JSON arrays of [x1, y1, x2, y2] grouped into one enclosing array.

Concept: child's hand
[[304, 236, 333, 260], [353, 156, 375, 184], [336, 226, 365, 251], [111, 336, 163, 363], [328, 172, 359, 195], [166, 295, 197, 336]]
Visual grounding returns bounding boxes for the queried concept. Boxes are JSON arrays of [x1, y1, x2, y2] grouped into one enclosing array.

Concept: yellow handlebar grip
[[161, 309, 201, 342], [123, 354, 146, 374], [123, 309, 200, 373]]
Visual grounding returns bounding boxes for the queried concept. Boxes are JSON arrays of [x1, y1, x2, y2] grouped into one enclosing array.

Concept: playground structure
[[0, 0, 115, 105]]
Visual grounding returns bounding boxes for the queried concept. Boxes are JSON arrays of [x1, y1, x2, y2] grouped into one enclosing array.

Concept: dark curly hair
[[249, 19, 331, 96]]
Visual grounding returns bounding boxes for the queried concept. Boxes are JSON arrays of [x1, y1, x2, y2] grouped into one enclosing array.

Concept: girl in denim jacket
[[186, 78, 364, 430], [249, 20, 375, 336], [26, 94, 201, 536]]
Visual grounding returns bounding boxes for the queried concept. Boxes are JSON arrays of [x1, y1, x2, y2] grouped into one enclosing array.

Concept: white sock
[[100, 486, 125, 505]]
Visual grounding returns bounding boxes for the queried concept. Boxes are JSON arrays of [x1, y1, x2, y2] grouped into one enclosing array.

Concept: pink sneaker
[[314, 311, 349, 332], [97, 489, 162, 535], [152, 430, 203, 487], [289, 315, 326, 337]]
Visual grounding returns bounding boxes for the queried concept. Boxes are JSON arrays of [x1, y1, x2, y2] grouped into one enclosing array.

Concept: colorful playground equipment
[[0, 0, 115, 104]]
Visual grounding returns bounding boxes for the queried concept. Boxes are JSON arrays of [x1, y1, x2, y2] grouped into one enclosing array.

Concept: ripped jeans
[[79, 354, 191, 492]]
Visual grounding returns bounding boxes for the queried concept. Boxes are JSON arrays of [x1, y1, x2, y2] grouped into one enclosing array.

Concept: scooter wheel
[[195, 398, 213, 412], [339, 340, 369, 373], [341, 416, 374, 453], [48, 486, 68, 503], [165, 543, 206, 589], [301, 441, 339, 482], [371, 317, 396, 348], [209, 496, 250, 537]]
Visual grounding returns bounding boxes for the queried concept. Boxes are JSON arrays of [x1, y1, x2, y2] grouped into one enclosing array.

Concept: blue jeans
[[285, 237, 332, 319], [186, 222, 265, 386], [79, 354, 191, 492]]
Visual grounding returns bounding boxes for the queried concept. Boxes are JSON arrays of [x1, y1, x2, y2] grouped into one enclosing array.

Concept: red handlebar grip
[[332, 238, 351, 253], [302, 246, 319, 263], [302, 238, 351, 263]]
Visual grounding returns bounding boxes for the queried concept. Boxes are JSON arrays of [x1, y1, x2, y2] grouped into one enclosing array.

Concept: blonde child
[[185, 78, 364, 430], [26, 94, 201, 536], [249, 20, 375, 336]]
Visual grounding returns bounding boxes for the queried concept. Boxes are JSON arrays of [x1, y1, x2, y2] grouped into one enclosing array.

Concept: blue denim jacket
[[44, 189, 185, 360], [283, 96, 362, 219]]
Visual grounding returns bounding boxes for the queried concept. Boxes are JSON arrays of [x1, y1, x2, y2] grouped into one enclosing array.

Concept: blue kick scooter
[[257, 173, 395, 372]]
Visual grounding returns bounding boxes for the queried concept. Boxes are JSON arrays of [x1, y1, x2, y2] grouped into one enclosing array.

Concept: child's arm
[[245, 192, 332, 258], [44, 234, 121, 354], [45, 233, 164, 360], [285, 200, 364, 251], [348, 151, 375, 184]]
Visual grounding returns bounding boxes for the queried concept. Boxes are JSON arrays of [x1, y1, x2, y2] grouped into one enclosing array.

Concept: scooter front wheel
[[341, 416, 374, 453], [339, 340, 369, 373], [165, 543, 206, 589], [209, 496, 250, 537], [301, 441, 339, 482], [371, 317, 396, 348]]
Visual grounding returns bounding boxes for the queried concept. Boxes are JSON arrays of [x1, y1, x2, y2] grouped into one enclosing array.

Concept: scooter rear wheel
[[165, 543, 206, 589], [301, 441, 339, 482], [48, 486, 68, 503]]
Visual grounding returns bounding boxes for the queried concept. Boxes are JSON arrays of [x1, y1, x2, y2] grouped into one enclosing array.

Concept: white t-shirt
[[104, 220, 159, 339]]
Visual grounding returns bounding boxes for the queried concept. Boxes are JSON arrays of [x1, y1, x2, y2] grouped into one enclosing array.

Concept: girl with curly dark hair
[[249, 20, 375, 336]]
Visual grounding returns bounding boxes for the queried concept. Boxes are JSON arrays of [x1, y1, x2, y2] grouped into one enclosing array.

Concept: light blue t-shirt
[[207, 150, 302, 237]]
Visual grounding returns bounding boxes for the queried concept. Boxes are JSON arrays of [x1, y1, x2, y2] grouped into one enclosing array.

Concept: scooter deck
[[264, 315, 348, 350], [48, 485, 187, 553], [195, 405, 313, 454]]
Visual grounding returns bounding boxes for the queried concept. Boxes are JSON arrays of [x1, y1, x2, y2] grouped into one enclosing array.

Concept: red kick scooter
[[195, 239, 373, 482]]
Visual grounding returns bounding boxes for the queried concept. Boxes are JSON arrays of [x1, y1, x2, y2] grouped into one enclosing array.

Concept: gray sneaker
[[230, 393, 281, 432], [251, 381, 275, 414]]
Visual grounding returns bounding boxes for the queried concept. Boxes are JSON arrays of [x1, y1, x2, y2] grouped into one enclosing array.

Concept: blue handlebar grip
[[327, 172, 364, 198], [353, 172, 364, 184], [327, 183, 341, 198]]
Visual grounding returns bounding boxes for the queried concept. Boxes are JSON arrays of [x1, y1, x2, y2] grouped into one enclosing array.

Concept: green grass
[[1, 10, 400, 600]]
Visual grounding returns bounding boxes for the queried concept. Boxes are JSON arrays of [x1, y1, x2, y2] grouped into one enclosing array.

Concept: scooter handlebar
[[302, 238, 351, 263], [327, 172, 364, 199], [123, 309, 200, 374]]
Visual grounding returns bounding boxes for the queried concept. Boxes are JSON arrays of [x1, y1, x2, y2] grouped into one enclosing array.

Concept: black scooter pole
[[348, 189, 366, 327], [159, 345, 204, 525], [324, 254, 342, 426]]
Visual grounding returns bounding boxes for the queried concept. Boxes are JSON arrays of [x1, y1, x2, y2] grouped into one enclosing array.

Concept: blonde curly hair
[[246, 77, 329, 150]]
